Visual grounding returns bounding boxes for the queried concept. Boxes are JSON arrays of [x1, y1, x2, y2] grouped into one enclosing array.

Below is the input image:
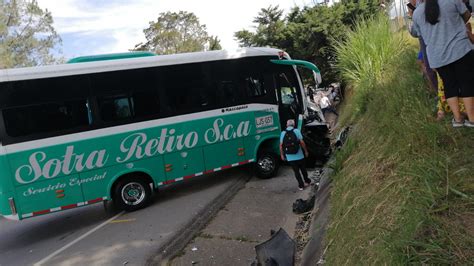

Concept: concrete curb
[[300, 167, 333, 265], [145, 172, 251, 266]]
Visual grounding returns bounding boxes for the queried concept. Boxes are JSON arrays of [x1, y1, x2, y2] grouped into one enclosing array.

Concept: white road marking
[[33, 211, 125, 266]]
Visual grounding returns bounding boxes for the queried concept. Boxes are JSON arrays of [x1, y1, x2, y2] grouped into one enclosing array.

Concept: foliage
[[234, 5, 285, 49], [334, 14, 406, 116], [327, 14, 474, 264], [134, 11, 221, 54], [234, 1, 381, 85], [208, 36, 221, 51], [0, 0, 62, 68]]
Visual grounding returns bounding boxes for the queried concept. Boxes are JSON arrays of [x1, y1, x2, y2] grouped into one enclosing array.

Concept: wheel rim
[[258, 156, 275, 173], [121, 182, 146, 206]]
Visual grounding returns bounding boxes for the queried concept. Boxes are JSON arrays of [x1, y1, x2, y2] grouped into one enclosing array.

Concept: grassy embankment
[[325, 15, 474, 264]]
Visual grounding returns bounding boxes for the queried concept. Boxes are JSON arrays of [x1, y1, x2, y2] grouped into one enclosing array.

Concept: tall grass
[[333, 15, 406, 117], [326, 14, 474, 264]]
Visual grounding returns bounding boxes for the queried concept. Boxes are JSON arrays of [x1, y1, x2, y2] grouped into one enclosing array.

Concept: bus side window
[[210, 61, 244, 107], [216, 80, 239, 106], [162, 64, 215, 114], [92, 68, 161, 123], [98, 96, 133, 122], [278, 73, 297, 105], [3, 100, 90, 137], [244, 76, 267, 98], [86, 100, 93, 125], [132, 90, 160, 118]]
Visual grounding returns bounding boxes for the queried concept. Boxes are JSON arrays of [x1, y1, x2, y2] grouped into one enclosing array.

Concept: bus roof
[[0, 47, 287, 83], [67, 51, 156, 63]]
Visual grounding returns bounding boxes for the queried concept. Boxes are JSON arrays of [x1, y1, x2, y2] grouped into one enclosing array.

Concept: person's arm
[[300, 140, 309, 158], [279, 144, 285, 161], [462, 10, 471, 23], [279, 132, 285, 161], [295, 129, 309, 158], [455, 0, 470, 23], [467, 22, 474, 43], [410, 18, 420, 37], [407, 0, 416, 17]]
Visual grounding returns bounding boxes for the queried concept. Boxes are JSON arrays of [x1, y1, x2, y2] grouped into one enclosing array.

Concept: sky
[[36, 0, 315, 60]]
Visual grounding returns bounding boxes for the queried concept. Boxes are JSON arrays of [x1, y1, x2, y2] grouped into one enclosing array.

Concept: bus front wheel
[[255, 152, 279, 179], [113, 177, 152, 211]]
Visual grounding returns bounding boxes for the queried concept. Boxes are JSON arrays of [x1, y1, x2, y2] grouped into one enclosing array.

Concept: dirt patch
[[460, 213, 474, 238]]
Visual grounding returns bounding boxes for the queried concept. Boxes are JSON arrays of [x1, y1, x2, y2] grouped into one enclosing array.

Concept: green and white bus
[[0, 48, 328, 220]]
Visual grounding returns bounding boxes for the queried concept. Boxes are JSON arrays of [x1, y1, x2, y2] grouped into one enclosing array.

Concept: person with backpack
[[280, 119, 312, 191]]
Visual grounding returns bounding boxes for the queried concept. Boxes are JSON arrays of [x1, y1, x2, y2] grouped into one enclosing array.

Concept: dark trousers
[[288, 159, 310, 188]]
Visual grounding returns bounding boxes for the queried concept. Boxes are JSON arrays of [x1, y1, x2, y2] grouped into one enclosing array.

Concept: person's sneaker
[[464, 120, 474, 128], [452, 118, 464, 128], [298, 187, 304, 191]]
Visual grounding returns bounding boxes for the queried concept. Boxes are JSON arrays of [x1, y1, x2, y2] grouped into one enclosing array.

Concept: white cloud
[[37, 0, 311, 58]]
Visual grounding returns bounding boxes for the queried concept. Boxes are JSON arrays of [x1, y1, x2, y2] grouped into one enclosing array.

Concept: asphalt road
[[0, 168, 248, 266]]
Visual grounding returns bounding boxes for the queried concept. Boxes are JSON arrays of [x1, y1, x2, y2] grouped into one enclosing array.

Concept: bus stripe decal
[[22, 197, 108, 218], [21, 160, 254, 219], [157, 159, 254, 187], [163, 180, 175, 185], [88, 198, 103, 204], [61, 204, 77, 210], [33, 209, 50, 216]]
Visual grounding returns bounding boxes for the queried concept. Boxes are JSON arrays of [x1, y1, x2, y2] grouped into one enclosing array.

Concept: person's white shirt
[[320, 96, 331, 109]]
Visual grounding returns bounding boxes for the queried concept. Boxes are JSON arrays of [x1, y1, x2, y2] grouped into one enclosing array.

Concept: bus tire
[[255, 152, 279, 179], [113, 177, 151, 212]]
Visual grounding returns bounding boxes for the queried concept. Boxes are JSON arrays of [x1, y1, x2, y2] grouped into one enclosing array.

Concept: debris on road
[[292, 195, 316, 214], [254, 228, 296, 266]]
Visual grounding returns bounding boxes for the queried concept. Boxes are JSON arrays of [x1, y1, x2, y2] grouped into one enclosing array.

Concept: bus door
[[275, 71, 302, 129], [270, 59, 322, 129]]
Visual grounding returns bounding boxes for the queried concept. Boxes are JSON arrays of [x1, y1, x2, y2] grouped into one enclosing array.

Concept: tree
[[208, 36, 222, 51], [234, 5, 285, 48], [134, 11, 220, 54], [234, 1, 380, 85], [0, 0, 62, 68]]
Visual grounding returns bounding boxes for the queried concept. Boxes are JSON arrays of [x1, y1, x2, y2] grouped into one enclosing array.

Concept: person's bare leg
[[461, 97, 474, 122], [447, 97, 463, 122]]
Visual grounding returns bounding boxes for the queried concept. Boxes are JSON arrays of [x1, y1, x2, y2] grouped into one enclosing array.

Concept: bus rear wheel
[[255, 152, 279, 179], [113, 177, 151, 211]]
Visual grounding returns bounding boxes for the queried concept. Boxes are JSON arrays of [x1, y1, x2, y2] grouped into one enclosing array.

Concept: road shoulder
[[167, 166, 312, 265]]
